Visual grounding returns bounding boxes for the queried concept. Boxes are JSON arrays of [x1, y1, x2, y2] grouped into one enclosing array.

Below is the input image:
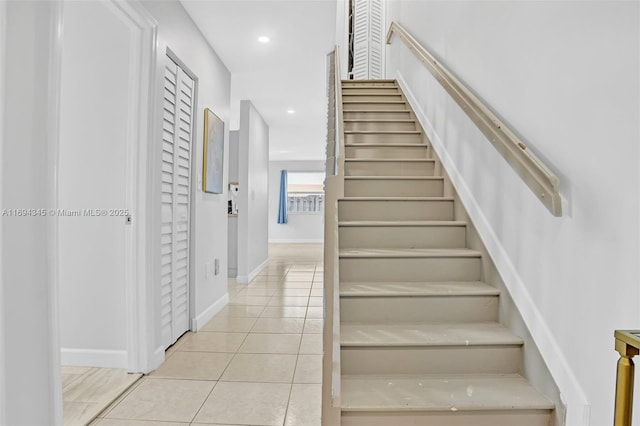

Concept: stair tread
[[344, 100, 405, 103], [343, 109, 411, 113], [343, 92, 401, 96], [339, 196, 453, 201], [342, 79, 396, 83], [339, 248, 482, 258], [344, 158, 435, 163], [341, 322, 522, 347], [339, 220, 465, 226], [344, 130, 421, 134], [345, 143, 427, 147], [340, 281, 499, 297], [344, 176, 443, 181], [344, 119, 415, 122], [341, 374, 554, 411]]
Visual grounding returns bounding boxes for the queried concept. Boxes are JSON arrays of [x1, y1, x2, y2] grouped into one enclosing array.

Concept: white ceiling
[[179, 0, 338, 161]]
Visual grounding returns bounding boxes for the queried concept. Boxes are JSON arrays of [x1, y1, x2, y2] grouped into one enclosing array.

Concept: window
[[287, 172, 324, 214]]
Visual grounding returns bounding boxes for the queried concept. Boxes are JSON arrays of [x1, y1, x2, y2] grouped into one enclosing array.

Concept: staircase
[[334, 80, 555, 425]]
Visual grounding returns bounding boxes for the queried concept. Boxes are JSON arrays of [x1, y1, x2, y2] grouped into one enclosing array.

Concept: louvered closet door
[[352, 0, 384, 80], [352, 0, 370, 80], [161, 57, 194, 348]]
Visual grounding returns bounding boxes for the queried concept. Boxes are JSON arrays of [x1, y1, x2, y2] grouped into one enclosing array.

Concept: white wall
[[385, 2, 639, 425], [269, 160, 325, 243], [141, 0, 232, 334], [228, 130, 240, 183], [58, 0, 132, 368], [1, 1, 63, 423], [237, 100, 269, 283]]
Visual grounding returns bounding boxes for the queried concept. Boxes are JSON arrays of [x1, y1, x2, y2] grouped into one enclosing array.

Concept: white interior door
[[352, 0, 384, 80], [160, 56, 194, 347]]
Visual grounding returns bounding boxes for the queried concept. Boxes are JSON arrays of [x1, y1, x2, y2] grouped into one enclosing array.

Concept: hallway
[[89, 243, 323, 426]]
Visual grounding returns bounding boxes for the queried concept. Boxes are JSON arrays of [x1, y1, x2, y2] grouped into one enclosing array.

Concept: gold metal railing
[[614, 330, 640, 426]]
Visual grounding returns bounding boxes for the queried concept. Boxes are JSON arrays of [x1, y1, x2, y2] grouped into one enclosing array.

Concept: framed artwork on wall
[[203, 108, 224, 194]]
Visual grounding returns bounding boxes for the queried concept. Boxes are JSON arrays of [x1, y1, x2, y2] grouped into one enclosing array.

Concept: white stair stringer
[[332, 80, 554, 426]]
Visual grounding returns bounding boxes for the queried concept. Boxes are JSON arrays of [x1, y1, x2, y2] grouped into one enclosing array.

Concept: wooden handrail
[[614, 330, 640, 426], [386, 22, 562, 216]]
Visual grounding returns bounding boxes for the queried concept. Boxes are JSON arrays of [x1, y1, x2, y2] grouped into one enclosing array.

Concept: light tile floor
[[91, 243, 323, 426]]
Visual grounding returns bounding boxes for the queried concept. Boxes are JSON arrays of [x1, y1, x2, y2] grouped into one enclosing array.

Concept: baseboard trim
[[397, 71, 590, 424], [269, 239, 323, 243], [60, 348, 128, 369], [191, 293, 229, 331], [237, 258, 268, 284]]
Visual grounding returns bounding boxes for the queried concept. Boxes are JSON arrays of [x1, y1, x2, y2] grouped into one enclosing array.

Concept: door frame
[[102, 0, 159, 373], [0, 1, 7, 422]]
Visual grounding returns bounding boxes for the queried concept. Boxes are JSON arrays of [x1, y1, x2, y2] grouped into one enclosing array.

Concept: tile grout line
[[189, 270, 288, 425], [188, 377, 219, 424], [279, 277, 312, 426], [97, 248, 322, 425]]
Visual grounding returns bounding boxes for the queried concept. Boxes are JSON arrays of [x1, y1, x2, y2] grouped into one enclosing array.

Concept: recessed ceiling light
[[287, 109, 295, 114], [258, 36, 270, 43]]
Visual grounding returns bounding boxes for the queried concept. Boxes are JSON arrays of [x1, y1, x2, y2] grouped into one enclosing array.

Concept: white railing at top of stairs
[[326, 48, 346, 178], [322, 47, 343, 426], [387, 22, 562, 217]]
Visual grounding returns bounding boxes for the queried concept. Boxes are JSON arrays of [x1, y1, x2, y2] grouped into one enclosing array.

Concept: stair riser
[[339, 225, 466, 249], [343, 111, 412, 120], [342, 81, 396, 88], [343, 102, 407, 111], [339, 257, 481, 282], [342, 88, 400, 95], [341, 346, 521, 375], [345, 145, 429, 159], [345, 133, 424, 145], [338, 200, 454, 221], [344, 179, 444, 197], [341, 411, 552, 426], [343, 94, 404, 102], [344, 121, 417, 132], [345, 161, 435, 177], [340, 295, 497, 322]]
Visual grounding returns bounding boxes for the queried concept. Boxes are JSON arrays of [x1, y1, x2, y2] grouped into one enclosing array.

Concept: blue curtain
[[277, 170, 288, 224]]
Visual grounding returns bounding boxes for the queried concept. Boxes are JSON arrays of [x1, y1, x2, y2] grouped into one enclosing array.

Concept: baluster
[[614, 331, 640, 426]]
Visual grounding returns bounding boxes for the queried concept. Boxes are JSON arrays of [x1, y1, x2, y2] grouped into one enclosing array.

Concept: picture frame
[[203, 108, 224, 194]]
